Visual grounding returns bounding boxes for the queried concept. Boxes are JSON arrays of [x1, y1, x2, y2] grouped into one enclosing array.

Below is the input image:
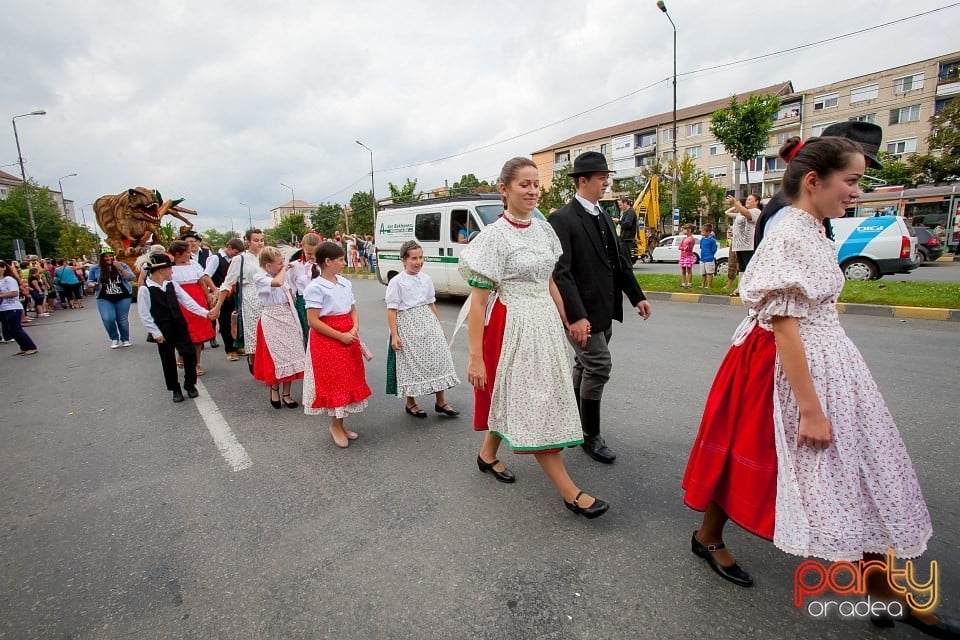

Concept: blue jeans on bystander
[[96, 297, 131, 342]]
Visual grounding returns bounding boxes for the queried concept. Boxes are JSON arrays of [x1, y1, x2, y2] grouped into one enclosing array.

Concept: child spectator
[[699, 223, 718, 289], [678, 224, 696, 289]]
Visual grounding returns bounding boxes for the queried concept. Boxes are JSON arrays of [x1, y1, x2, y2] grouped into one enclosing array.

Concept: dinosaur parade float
[[93, 187, 198, 270]]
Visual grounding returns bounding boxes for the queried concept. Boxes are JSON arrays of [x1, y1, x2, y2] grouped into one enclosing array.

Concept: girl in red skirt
[[302, 242, 371, 448], [252, 247, 305, 409], [170, 240, 217, 376]]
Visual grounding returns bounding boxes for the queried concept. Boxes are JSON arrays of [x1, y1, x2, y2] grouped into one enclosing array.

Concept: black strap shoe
[[435, 403, 460, 416], [582, 435, 617, 464], [691, 531, 753, 587], [477, 456, 515, 483], [564, 491, 609, 519]]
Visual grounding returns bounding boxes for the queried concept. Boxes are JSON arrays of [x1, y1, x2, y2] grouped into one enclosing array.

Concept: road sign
[[673, 207, 680, 233]]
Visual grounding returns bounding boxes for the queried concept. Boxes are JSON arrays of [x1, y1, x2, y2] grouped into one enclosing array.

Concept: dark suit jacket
[[617, 208, 638, 242], [550, 198, 646, 333]]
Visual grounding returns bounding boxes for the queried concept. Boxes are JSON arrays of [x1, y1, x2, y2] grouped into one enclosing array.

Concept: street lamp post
[[239, 202, 252, 230], [356, 140, 376, 232], [12, 110, 46, 256], [656, 1, 678, 232], [58, 173, 77, 221]]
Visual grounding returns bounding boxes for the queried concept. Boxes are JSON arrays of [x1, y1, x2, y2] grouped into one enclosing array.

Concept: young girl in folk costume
[[460, 156, 609, 518], [681, 137, 953, 635], [252, 247, 305, 409], [169, 240, 217, 376], [137, 253, 217, 403], [385, 240, 460, 418], [678, 224, 696, 289], [287, 232, 322, 346], [302, 242, 372, 448]]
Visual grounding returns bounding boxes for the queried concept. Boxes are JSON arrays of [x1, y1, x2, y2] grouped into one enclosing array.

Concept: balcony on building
[[773, 100, 802, 125], [937, 59, 960, 97], [634, 130, 657, 155]]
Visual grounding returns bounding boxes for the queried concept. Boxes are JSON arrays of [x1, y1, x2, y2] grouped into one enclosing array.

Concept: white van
[[375, 194, 545, 295], [831, 215, 918, 280]]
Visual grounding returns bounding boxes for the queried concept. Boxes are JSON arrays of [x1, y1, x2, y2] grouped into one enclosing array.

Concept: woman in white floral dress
[[459, 157, 608, 518]]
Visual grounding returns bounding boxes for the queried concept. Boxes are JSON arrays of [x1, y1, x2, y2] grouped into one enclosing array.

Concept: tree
[[201, 228, 240, 250], [156, 222, 176, 245], [865, 151, 915, 189], [538, 165, 575, 214], [709, 94, 782, 195], [56, 222, 100, 259], [0, 181, 64, 259], [452, 173, 494, 194], [265, 213, 308, 245], [388, 178, 418, 204], [907, 100, 960, 184], [311, 202, 344, 238], [348, 191, 375, 236]]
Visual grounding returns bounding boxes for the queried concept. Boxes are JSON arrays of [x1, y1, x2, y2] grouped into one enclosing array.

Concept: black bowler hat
[[144, 253, 175, 271], [821, 122, 883, 169], [180, 230, 203, 242], [569, 151, 615, 176]]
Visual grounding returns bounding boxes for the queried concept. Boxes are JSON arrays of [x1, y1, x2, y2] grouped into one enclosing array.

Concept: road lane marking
[[192, 380, 253, 472]]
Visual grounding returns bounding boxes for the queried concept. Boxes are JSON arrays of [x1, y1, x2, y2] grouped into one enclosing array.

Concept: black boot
[[171, 385, 185, 403], [580, 398, 616, 464]]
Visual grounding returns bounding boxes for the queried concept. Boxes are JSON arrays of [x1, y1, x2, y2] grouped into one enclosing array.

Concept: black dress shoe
[[270, 386, 282, 409], [281, 395, 299, 409], [209, 339, 219, 348], [476, 456, 515, 483], [435, 403, 460, 416], [172, 389, 185, 403], [185, 385, 199, 399], [690, 531, 754, 587], [405, 404, 427, 418], [581, 435, 617, 464], [900, 613, 960, 639], [563, 491, 609, 519]]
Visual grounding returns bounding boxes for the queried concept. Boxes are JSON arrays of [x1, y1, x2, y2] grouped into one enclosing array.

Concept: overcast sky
[[2, 0, 957, 234]]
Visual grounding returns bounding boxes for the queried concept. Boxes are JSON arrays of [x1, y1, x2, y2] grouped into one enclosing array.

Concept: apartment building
[[269, 199, 316, 226], [532, 50, 960, 200], [0, 169, 76, 222]]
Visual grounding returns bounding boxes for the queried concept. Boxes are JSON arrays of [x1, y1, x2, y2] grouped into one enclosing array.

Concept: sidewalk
[[644, 290, 960, 321]]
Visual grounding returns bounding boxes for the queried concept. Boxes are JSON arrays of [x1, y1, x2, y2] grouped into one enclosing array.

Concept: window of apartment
[[746, 155, 765, 172], [775, 103, 801, 120], [889, 104, 921, 125], [935, 97, 955, 115], [939, 60, 960, 83], [662, 128, 673, 142], [810, 122, 838, 137], [554, 151, 569, 164], [775, 130, 800, 145], [849, 113, 877, 124], [886, 137, 918, 157], [849, 83, 879, 104], [600, 143, 610, 155], [709, 143, 726, 156], [813, 93, 839, 110], [707, 165, 727, 178], [893, 72, 924, 94], [685, 146, 701, 159], [661, 150, 674, 161], [685, 122, 703, 137], [635, 154, 655, 167], [765, 157, 787, 172], [636, 132, 657, 148], [573, 148, 582, 159]]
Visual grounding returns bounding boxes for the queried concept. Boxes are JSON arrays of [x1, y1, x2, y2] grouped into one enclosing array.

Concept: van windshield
[[476, 204, 547, 225]]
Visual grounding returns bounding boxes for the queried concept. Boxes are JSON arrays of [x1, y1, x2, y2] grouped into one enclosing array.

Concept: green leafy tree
[[156, 222, 176, 245], [452, 173, 494, 194], [0, 181, 64, 258], [538, 165, 575, 214], [348, 191, 375, 236], [265, 213, 309, 246], [56, 222, 100, 259], [312, 202, 344, 237], [865, 151, 915, 189], [201, 228, 240, 250], [907, 101, 960, 184], [388, 178, 418, 204], [709, 93, 782, 194]]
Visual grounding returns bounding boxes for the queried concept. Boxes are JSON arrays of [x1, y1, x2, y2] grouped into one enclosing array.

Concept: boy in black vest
[[137, 253, 217, 402]]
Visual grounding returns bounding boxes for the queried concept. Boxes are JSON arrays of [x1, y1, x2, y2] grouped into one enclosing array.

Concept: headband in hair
[[783, 141, 805, 163]]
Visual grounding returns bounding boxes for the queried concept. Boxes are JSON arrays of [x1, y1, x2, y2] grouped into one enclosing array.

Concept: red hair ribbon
[[783, 141, 804, 163]]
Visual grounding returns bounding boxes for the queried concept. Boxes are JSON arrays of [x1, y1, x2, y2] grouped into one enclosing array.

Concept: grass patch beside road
[[635, 274, 960, 309]]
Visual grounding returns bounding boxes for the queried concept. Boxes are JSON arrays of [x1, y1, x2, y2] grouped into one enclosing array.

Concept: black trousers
[[157, 339, 197, 391], [217, 295, 236, 353]]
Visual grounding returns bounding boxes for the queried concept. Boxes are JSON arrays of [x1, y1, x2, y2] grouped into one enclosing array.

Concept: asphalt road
[[1, 282, 958, 639], [636, 258, 960, 282]]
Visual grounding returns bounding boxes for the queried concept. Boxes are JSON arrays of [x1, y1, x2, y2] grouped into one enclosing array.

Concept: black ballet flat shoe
[[172, 389, 185, 403], [690, 531, 754, 587], [563, 491, 609, 519], [476, 456, 515, 483], [185, 385, 199, 399], [281, 394, 299, 409], [270, 386, 282, 409], [435, 403, 460, 416], [405, 404, 427, 418], [899, 613, 960, 639]]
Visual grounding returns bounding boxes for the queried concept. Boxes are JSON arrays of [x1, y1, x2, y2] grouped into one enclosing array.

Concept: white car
[[651, 234, 729, 267]]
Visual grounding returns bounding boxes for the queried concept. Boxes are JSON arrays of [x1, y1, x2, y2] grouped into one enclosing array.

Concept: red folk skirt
[[681, 324, 777, 540], [303, 313, 371, 414], [472, 298, 560, 455], [179, 282, 215, 344], [252, 322, 305, 386]]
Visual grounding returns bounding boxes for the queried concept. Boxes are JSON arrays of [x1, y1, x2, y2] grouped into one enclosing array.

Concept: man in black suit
[[612, 196, 638, 262], [550, 152, 652, 464]]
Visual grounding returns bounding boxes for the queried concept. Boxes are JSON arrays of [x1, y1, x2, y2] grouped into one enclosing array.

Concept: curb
[[341, 273, 378, 280], [935, 255, 957, 262], [643, 291, 960, 322]]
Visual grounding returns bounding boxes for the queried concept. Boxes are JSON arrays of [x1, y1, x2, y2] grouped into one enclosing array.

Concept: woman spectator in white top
[[725, 193, 761, 297], [0, 260, 38, 355], [385, 240, 460, 418]]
